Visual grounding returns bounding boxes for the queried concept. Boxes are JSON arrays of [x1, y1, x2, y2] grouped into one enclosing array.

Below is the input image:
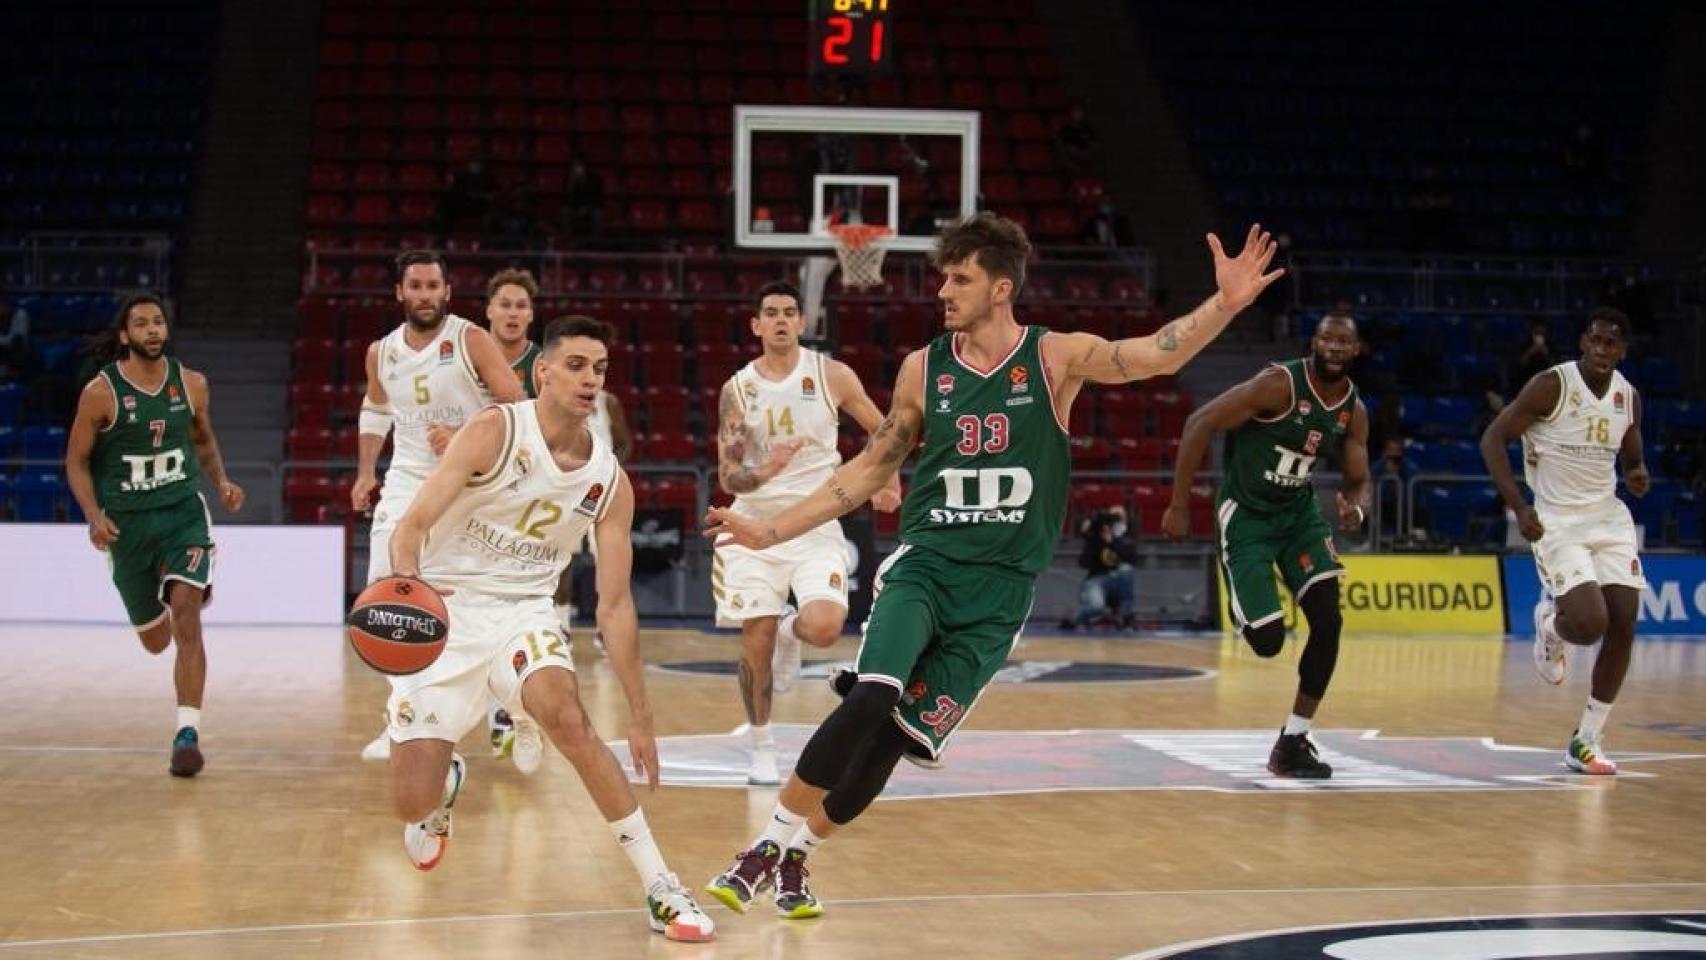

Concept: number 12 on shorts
[[523, 630, 566, 662]]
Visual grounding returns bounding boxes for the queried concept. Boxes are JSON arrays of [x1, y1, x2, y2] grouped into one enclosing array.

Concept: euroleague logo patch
[[1121, 911, 1706, 959], [653, 658, 1208, 685]]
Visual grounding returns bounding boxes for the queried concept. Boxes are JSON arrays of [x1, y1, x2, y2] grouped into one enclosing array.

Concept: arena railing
[[0, 231, 173, 292]]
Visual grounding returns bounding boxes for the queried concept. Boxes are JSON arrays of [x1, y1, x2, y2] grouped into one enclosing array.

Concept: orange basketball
[[347, 576, 450, 676]]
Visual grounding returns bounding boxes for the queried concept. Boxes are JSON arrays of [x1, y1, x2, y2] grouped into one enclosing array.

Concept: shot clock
[[808, 0, 894, 79]]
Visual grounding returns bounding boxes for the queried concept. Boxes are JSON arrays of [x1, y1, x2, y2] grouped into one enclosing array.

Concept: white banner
[[0, 523, 345, 624]]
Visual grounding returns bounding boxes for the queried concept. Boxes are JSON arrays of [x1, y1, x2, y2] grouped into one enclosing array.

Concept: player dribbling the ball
[[383, 315, 714, 942]]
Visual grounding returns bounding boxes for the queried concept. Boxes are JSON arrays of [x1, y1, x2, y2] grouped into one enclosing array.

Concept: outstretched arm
[[1161, 366, 1291, 538], [706, 350, 924, 549], [1055, 224, 1284, 386], [1479, 369, 1561, 542], [827, 356, 903, 512]]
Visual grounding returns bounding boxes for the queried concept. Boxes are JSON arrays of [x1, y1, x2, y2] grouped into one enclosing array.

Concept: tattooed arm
[[715, 377, 799, 495], [705, 351, 924, 550], [1058, 224, 1285, 385]]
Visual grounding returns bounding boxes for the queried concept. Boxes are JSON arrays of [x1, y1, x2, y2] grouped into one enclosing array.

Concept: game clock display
[[809, 0, 894, 78]]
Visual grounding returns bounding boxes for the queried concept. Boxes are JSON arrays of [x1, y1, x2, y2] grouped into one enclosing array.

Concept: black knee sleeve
[[1297, 579, 1343, 700], [794, 681, 900, 790], [823, 723, 908, 825], [1242, 619, 1286, 658]]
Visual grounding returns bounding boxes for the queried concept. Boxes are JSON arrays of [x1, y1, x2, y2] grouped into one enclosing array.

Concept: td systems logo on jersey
[[1124, 912, 1706, 959]]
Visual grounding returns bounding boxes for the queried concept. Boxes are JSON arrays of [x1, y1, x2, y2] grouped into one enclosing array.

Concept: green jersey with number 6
[[1220, 358, 1358, 513], [898, 326, 1070, 577], [93, 359, 201, 512]]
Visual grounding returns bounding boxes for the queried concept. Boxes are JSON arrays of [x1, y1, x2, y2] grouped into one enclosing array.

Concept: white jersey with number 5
[[420, 401, 619, 597], [728, 348, 841, 520], [376, 314, 491, 486], [1522, 361, 1635, 513]]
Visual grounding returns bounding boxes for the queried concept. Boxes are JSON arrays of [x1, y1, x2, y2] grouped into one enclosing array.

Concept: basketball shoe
[[775, 847, 824, 918], [511, 714, 543, 775], [704, 839, 780, 913], [403, 753, 465, 871], [646, 874, 716, 942], [1532, 596, 1568, 685], [169, 726, 203, 778], [1267, 730, 1333, 778], [1566, 730, 1617, 775], [773, 605, 802, 693]]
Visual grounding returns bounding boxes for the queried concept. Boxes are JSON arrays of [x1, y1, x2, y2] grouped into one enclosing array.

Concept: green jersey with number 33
[[899, 326, 1070, 576]]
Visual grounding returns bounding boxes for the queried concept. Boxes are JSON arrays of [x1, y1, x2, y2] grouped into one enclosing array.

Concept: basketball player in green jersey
[[486, 268, 543, 398], [704, 214, 1282, 918], [1162, 313, 1369, 778], [64, 294, 246, 777]]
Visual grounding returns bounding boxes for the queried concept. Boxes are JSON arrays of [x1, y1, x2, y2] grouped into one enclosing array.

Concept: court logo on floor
[[633, 726, 1702, 796], [652, 658, 1207, 684], [1122, 911, 1706, 959]]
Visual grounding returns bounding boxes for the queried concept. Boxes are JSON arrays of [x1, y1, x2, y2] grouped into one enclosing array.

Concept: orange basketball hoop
[[827, 223, 894, 291]]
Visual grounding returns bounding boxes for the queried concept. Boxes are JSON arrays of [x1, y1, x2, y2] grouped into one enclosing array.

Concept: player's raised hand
[[1335, 492, 1364, 531], [1625, 463, 1651, 497], [1516, 504, 1545, 542], [627, 709, 660, 790], [703, 506, 775, 550], [87, 510, 121, 550], [350, 472, 379, 513], [218, 479, 245, 513], [1160, 501, 1189, 540], [1209, 223, 1285, 313]]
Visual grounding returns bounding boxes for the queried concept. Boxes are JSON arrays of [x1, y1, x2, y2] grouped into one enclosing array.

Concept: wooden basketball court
[[2, 622, 1702, 958]]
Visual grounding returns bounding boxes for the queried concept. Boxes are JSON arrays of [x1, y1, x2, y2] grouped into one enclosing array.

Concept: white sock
[[177, 706, 201, 730], [1282, 713, 1311, 736], [757, 803, 804, 849], [1578, 697, 1614, 742], [788, 822, 829, 855], [751, 723, 776, 750], [778, 612, 801, 643], [608, 808, 670, 892]]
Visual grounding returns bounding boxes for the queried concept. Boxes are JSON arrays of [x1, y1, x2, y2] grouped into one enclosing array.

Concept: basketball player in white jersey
[[715, 282, 901, 785], [385, 316, 715, 942], [1481, 308, 1650, 775], [351, 250, 527, 762]]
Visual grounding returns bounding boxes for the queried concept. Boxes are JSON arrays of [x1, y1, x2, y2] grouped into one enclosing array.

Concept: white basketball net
[[830, 225, 893, 290]]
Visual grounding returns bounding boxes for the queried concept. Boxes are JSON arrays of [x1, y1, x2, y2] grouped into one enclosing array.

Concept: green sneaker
[[704, 840, 780, 914], [775, 848, 824, 918]]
